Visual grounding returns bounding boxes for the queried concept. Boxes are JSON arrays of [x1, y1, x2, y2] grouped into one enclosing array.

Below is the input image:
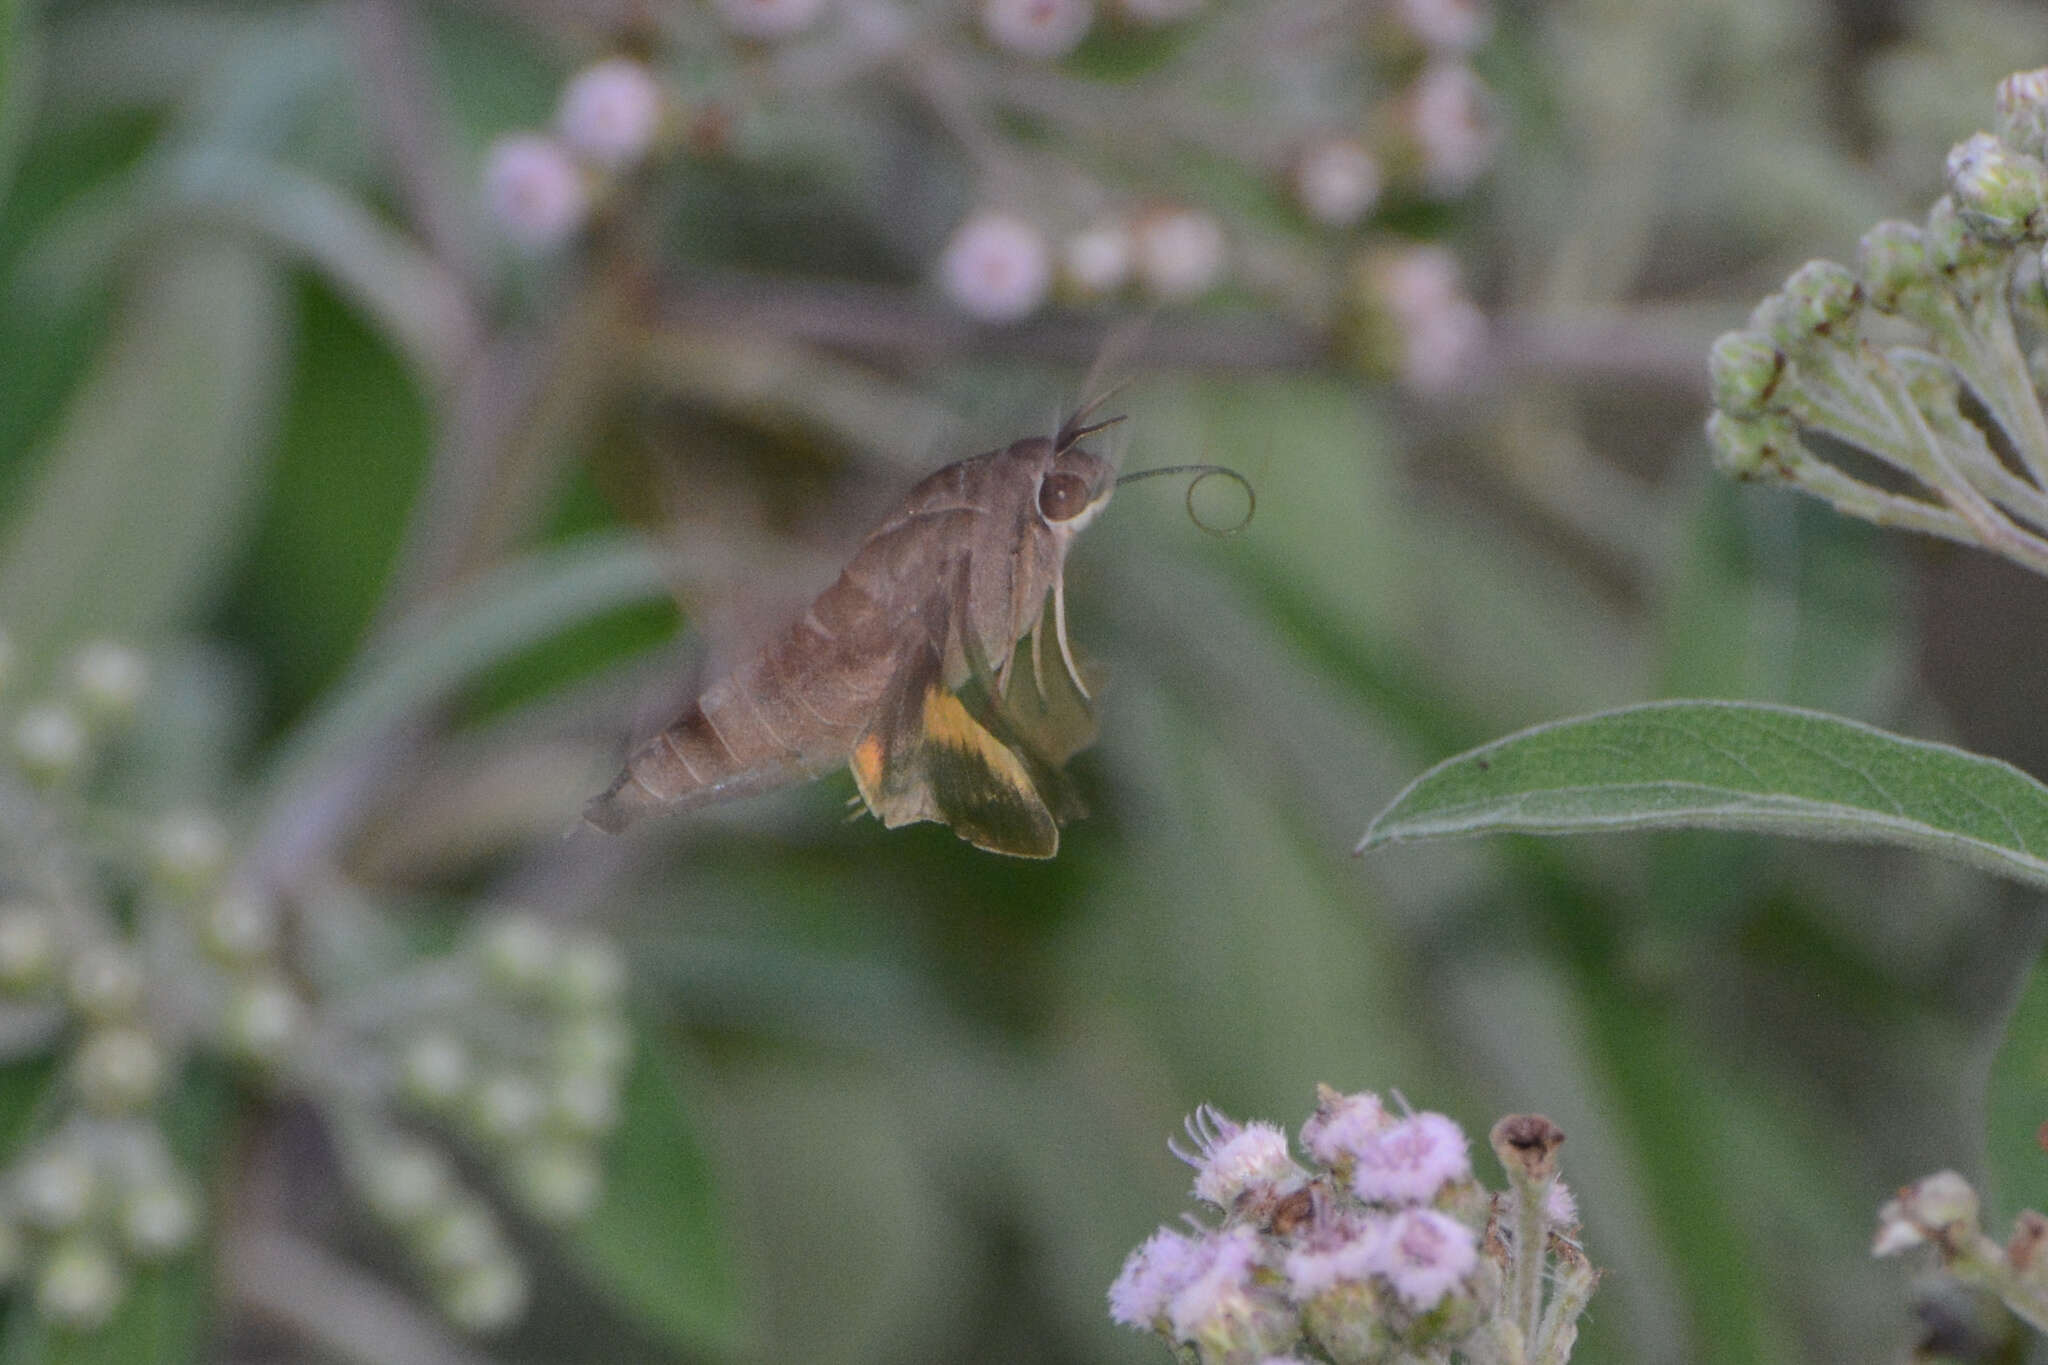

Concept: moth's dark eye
[[1038, 471, 1091, 521]]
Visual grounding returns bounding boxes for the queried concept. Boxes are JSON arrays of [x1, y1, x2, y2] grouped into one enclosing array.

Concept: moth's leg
[[1026, 608, 1049, 702], [1052, 570, 1091, 701]]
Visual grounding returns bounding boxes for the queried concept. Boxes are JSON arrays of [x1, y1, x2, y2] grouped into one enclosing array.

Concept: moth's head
[[1024, 437, 1115, 540]]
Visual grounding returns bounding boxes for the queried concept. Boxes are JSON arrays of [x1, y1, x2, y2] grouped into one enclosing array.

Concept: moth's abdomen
[[583, 591, 895, 833]]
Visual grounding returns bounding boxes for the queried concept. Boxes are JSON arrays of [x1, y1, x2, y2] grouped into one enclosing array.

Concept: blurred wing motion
[[585, 420, 1116, 857]]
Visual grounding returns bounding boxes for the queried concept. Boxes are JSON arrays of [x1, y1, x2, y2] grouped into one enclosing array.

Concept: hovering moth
[[584, 409, 1124, 858]]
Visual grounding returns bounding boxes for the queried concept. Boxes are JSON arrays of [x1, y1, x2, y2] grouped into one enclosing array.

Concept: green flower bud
[[548, 1071, 621, 1139], [1708, 330, 1785, 415], [67, 642, 148, 729], [222, 976, 303, 1064], [67, 947, 144, 1023], [1946, 131, 2048, 242], [16, 1149, 96, 1232], [36, 1238, 124, 1331], [399, 1031, 472, 1110], [477, 915, 555, 997], [119, 1182, 196, 1260], [1857, 220, 1933, 313], [553, 1016, 630, 1077], [360, 1142, 454, 1228], [511, 1141, 601, 1225], [73, 1027, 165, 1115], [440, 1255, 529, 1333], [469, 1072, 544, 1146], [147, 811, 230, 898], [547, 939, 625, 1013], [416, 1197, 499, 1276], [1997, 68, 2048, 160], [196, 888, 277, 966], [1706, 411, 1798, 481], [12, 705, 86, 786], [1926, 195, 1999, 275], [0, 902, 60, 994], [1754, 261, 1860, 354]]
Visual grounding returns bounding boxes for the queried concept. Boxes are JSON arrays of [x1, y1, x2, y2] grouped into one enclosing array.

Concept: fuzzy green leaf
[[1360, 700, 2048, 891], [563, 1024, 740, 1357]]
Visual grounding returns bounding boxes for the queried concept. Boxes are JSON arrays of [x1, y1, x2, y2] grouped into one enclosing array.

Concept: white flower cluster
[[1111, 1088, 1593, 1364]]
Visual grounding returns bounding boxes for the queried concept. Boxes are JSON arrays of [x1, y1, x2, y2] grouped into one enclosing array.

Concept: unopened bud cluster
[[484, 57, 668, 251], [0, 629, 637, 1339], [0, 631, 214, 1330], [1874, 1169, 2048, 1337], [1707, 66, 2048, 579], [387, 913, 627, 1232], [478, 2, 1496, 387], [1109, 1088, 1596, 1364]]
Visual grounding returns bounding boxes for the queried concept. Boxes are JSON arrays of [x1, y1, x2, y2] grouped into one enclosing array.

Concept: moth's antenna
[[1115, 463, 1256, 536]]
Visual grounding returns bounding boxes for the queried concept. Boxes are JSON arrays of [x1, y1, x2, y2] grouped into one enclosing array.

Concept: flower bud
[[477, 913, 555, 996], [1706, 410, 1797, 481], [1708, 330, 1785, 416], [1925, 195, 1999, 276], [1401, 62, 1498, 197], [548, 1070, 621, 1139], [1777, 260, 1861, 345], [147, 810, 230, 897], [196, 887, 277, 966], [68, 641, 148, 728], [16, 1149, 95, 1231], [554, 1015, 631, 1076], [1946, 131, 2048, 243], [0, 902, 60, 994], [939, 212, 1053, 323], [360, 1142, 454, 1228], [67, 947, 144, 1022], [399, 1031, 472, 1110], [549, 939, 626, 1012], [417, 1197, 500, 1276], [1060, 223, 1133, 298], [557, 60, 664, 170], [469, 1072, 545, 1146], [440, 1255, 529, 1333], [981, 0, 1093, 59], [119, 1182, 197, 1259], [12, 705, 86, 786], [511, 1141, 601, 1225], [222, 976, 302, 1064], [1133, 206, 1226, 302], [1857, 219, 1934, 313], [712, 0, 827, 41], [482, 135, 588, 253], [74, 1027, 166, 1115], [36, 1238, 123, 1330], [1997, 68, 2048, 159], [1293, 138, 1383, 228]]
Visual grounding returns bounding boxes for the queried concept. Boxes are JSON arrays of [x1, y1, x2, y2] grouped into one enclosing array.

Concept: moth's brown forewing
[[586, 426, 1114, 856]]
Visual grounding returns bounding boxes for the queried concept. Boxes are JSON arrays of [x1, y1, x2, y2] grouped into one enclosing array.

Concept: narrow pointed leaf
[[1360, 700, 2048, 892]]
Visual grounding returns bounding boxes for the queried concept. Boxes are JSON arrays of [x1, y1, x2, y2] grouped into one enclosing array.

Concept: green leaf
[[1359, 700, 2048, 891], [562, 1024, 739, 1358], [1987, 949, 2048, 1226], [0, 243, 287, 675]]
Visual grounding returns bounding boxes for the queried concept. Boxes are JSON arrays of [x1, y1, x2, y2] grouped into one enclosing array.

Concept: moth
[[584, 409, 1125, 858]]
